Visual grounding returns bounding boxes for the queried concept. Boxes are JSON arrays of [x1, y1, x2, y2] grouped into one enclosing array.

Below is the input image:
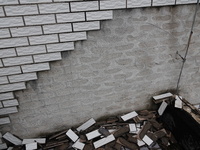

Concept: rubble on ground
[[1, 93, 200, 150]]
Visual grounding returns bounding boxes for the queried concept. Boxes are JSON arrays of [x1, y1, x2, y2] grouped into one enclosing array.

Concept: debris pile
[[1, 93, 200, 150]]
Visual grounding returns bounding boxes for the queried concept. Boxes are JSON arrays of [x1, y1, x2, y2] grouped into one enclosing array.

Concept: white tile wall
[[71, 1, 99, 12], [24, 15, 56, 25], [22, 63, 50, 73], [0, 48, 16, 59], [0, 66, 21, 76], [73, 21, 100, 32], [2, 56, 33, 66], [39, 3, 70, 14], [0, 82, 26, 93], [0, 17, 24, 28], [47, 42, 74, 52], [57, 12, 85, 23], [0, 29, 11, 38], [16, 45, 46, 56], [20, 0, 52, 4], [59, 32, 87, 42], [4, 5, 38, 16], [86, 11, 113, 21], [0, 107, 18, 115], [8, 73, 37, 83], [43, 24, 72, 34], [100, 0, 126, 10], [153, 0, 176, 6], [10, 26, 42, 37], [0, 0, 19, 5], [0, 37, 29, 49], [0, 76, 9, 85], [2, 99, 19, 107], [33, 52, 62, 63], [127, 0, 152, 8], [0, 92, 14, 101], [29, 34, 58, 45]]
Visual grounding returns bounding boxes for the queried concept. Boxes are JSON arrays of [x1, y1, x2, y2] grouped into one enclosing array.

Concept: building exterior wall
[[0, 0, 200, 137]]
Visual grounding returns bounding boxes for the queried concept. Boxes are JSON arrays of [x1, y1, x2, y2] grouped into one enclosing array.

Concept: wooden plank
[[0, 143, 7, 149], [72, 139, 85, 150], [49, 129, 68, 140], [86, 129, 101, 140], [3, 132, 22, 145], [0, 117, 10, 125], [121, 111, 138, 121], [77, 118, 96, 132], [182, 98, 200, 124], [2, 99, 19, 107], [93, 134, 115, 149], [158, 101, 168, 115], [25, 142, 37, 150], [153, 92, 173, 100], [142, 135, 153, 146], [22, 138, 46, 144], [66, 129, 78, 142]]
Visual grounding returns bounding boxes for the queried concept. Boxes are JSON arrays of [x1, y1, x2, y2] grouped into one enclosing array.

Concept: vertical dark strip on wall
[[69, 2, 72, 13], [71, 23, 74, 32], [37, 4, 40, 14], [2, 6, 6, 17]]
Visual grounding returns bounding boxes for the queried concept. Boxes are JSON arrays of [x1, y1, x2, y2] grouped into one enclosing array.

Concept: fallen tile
[[66, 129, 79, 142], [93, 134, 115, 149], [86, 129, 101, 140], [158, 101, 168, 115], [77, 118, 96, 132], [3, 132, 22, 145], [26, 142, 37, 150], [72, 139, 85, 150], [142, 135, 153, 146], [121, 111, 138, 121]]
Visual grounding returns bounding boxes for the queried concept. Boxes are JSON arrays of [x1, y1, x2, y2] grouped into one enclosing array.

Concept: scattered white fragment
[[86, 130, 101, 140], [93, 134, 115, 149], [72, 139, 85, 150], [77, 118, 96, 132], [153, 93, 173, 100], [175, 95, 182, 108], [0, 143, 7, 149], [22, 138, 46, 144], [142, 135, 153, 146], [158, 101, 168, 116], [194, 104, 200, 109], [137, 139, 145, 147], [129, 124, 137, 133], [108, 129, 116, 134], [7, 147, 13, 150], [121, 111, 138, 121], [3, 132, 22, 145], [66, 129, 79, 142], [26, 142, 37, 150]]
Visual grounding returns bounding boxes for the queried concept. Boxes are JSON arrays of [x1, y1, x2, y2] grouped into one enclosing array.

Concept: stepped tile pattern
[[0, 0, 197, 125]]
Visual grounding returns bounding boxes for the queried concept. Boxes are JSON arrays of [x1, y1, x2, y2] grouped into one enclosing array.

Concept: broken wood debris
[[2, 93, 199, 150]]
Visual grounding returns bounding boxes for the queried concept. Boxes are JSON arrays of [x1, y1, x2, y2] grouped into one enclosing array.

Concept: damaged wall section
[[1, 5, 200, 138]]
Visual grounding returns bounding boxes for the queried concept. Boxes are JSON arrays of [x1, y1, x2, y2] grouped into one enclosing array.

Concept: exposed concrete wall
[[1, 4, 200, 138]]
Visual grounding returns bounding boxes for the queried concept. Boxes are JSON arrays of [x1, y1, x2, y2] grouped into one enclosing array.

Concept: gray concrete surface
[[1, 5, 200, 138]]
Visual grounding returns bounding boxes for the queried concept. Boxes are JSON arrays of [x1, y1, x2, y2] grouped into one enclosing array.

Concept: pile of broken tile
[[1, 93, 198, 150]]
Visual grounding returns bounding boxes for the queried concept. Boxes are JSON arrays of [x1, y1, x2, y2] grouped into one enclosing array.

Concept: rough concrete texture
[[1, 5, 200, 138]]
